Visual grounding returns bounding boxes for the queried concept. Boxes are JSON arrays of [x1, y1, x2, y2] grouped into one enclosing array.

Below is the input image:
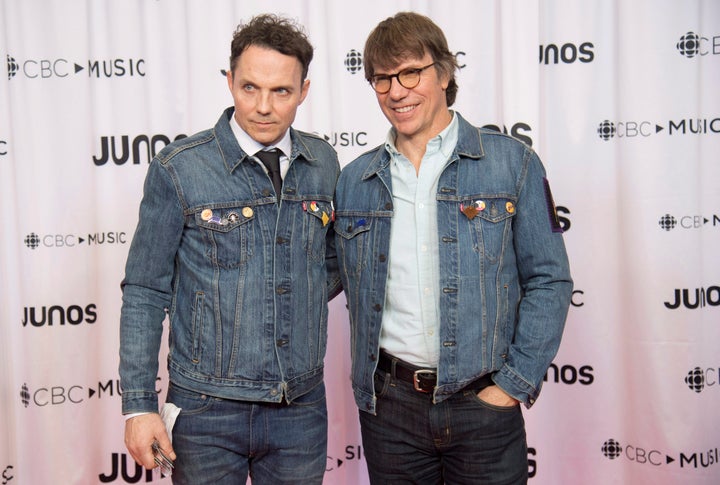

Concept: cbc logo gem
[[597, 120, 616, 141], [685, 367, 705, 393], [344, 49, 363, 74], [676, 32, 701, 58], [602, 439, 622, 460], [658, 214, 677, 231], [7, 54, 19, 80]]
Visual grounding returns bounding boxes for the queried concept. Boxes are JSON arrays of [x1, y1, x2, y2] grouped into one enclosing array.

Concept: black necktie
[[256, 149, 282, 196]]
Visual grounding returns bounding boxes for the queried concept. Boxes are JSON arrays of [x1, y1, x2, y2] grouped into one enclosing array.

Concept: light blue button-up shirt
[[380, 112, 459, 367]]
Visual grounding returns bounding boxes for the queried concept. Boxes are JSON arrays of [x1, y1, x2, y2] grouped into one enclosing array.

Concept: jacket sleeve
[[119, 159, 184, 414], [492, 148, 573, 408]]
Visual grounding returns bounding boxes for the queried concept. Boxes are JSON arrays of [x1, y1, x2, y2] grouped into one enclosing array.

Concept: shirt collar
[[228, 111, 292, 158], [383, 110, 458, 162]]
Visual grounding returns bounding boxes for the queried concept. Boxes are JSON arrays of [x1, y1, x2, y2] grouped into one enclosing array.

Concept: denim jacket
[[334, 113, 572, 414], [120, 107, 341, 414]]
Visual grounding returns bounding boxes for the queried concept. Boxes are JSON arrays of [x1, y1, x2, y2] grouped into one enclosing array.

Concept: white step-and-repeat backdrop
[[1, 1, 718, 483]]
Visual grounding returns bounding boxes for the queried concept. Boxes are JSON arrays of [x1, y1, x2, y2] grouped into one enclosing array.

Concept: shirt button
[[418, 203, 425, 209], [421, 245, 428, 252], [424, 288, 431, 295]]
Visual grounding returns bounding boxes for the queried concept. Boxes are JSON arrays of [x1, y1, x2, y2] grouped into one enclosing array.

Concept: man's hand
[[477, 385, 520, 407], [125, 413, 176, 469]]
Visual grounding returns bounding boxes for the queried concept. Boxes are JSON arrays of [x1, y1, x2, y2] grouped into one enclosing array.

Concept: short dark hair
[[364, 12, 459, 106], [229, 14, 314, 81]]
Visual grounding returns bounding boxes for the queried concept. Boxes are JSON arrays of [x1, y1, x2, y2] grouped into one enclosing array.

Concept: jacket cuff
[[492, 365, 539, 409]]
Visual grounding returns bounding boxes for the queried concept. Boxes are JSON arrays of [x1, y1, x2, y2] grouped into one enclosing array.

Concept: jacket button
[[276, 236, 286, 244], [370, 354, 377, 361], [384, 203, 392, 210], [262, 189, 271, 197], [276, 339, 289, 347], [373, 303, 382, 311], [276, 287, 287, 294], [379, 254, 386, 262]]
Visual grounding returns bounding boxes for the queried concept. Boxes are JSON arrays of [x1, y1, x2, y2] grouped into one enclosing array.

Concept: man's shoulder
[[341, 144, 384, 175], [154, 127, 216, 166]]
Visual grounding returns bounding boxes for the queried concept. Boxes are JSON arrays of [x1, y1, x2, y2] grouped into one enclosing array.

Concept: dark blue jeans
[[359, 369, 528, 484], [167, 381, 328, 484]]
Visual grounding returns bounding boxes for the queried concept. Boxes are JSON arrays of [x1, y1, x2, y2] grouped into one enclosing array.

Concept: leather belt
[[377, 351, 494, 394], [377, 351, 438, 393]]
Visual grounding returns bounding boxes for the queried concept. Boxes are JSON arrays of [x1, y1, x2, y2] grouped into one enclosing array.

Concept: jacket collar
[[214, 107, 318, 174]]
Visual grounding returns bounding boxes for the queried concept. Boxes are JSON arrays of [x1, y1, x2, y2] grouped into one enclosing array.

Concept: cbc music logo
[[676, 31, 720, 58], [6, 53, 146, 80], [23, 231, 127, 250], [658, 213, 720, 231], [343, 49, 467, 75], [601, 438, 720, 470], [20, 379, 123, 408], [685, 367, 719, 393], [597, 117, 720, 140]]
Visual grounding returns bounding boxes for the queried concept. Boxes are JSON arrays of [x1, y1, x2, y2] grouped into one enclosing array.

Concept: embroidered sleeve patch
[[543, 178, 564, 233]]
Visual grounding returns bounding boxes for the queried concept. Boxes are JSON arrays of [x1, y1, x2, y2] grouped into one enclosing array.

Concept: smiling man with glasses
[[334, 11, 573, 484]]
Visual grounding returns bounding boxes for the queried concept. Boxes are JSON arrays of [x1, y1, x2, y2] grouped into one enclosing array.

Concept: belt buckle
[[413, 369, 436, 393]]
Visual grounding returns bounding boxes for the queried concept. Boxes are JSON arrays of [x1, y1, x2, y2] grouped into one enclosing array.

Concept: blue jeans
[[167, 381, 328, 484], [359, 369, 528, 484]]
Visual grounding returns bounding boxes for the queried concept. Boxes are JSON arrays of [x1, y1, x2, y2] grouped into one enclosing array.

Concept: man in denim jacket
[[334, 12, 572, 484], [119, 15, 340, 484]]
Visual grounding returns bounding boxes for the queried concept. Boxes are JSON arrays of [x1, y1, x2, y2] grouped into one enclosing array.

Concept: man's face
[[227, 45, 309, 146], [373, 53, 450, 145]]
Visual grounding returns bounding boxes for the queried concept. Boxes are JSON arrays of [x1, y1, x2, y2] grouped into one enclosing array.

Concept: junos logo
[[539, 41, 594, 64], [664, 286, 720, 310], [544, 362, 594, 385], [22, 304, 97, 327], [93, 134, 187, 166]]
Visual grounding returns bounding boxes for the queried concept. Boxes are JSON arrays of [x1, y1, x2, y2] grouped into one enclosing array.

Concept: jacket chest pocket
[[195, 206, 254, 269], [303, 200, 333, 263], [463, 197, 516, 263], [334, 214, 373, 275]]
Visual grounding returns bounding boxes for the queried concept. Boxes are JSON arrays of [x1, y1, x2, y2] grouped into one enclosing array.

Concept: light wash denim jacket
[[334, 113, 572, 414], [120, 108, 341, 414]]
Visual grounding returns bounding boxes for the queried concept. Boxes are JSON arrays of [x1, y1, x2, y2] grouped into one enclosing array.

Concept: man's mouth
[[394, 104, 417, 114]]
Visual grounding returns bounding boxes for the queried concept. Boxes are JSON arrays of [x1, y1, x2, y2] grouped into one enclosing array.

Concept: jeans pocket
[[465, 390, 519, 412], [373, 370, 391, 399], [166, 384, 215, 416], [290, 382, 326, 407]]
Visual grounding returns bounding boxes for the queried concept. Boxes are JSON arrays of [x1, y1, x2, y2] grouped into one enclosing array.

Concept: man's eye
[[243, 84, 255, 91]]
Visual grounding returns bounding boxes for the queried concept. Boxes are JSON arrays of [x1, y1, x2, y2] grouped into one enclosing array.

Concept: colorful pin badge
[[242, 207, 253, 218], [228, 212, 239, 223], [321, 212, 330, 226], [201, 209, 213, 221], [309, 201, 318, 212], [506, 201, 515, 214], [475, 200, 486, 211]]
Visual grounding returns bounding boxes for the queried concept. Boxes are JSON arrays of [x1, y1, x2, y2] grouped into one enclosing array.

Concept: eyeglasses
[[368, 63, 436, 94]]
